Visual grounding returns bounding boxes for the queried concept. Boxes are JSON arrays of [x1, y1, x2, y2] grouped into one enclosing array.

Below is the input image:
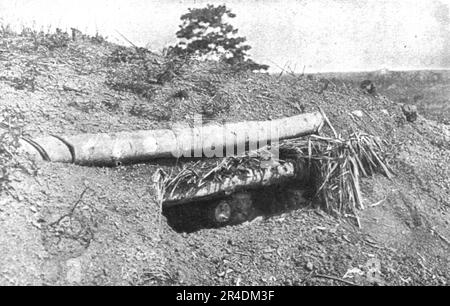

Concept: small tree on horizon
[[172, 4, 269, 71]]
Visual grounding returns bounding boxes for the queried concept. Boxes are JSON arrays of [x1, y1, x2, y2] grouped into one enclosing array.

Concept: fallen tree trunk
[[163, 161, 296, 207], [19, 112, 324, 166]]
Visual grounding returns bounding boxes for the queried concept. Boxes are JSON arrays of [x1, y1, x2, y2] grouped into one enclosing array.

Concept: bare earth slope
[[0, 33, 448, 285]]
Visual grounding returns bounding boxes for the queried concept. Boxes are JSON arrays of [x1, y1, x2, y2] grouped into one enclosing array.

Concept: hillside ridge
[[0, 30, 448, 285]]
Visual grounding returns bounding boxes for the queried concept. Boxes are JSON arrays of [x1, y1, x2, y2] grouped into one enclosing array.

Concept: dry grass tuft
[[279, 132, 393, 225]]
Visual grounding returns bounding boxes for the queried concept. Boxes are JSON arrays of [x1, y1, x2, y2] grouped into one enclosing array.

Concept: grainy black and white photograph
[[0, 0, 449, 290]]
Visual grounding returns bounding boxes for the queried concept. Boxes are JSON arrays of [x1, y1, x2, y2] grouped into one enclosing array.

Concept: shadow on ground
[[163, 182, 314, 233]]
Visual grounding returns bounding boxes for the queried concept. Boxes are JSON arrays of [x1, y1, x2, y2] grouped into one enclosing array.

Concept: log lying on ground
[[19, 112, 324, 166], [163, 161, 296, 207]]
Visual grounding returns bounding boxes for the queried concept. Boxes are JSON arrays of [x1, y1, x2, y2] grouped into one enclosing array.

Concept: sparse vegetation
[[0, 107, 33, 195], [105, 47, 158, 96], [105, 45, 191, 102], [32, 28, 71, 51]]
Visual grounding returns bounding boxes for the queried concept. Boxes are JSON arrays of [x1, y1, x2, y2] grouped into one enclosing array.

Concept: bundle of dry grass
[[279, 132, 393, 225]]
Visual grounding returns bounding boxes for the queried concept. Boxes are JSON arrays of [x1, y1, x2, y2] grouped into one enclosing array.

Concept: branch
[[314, 273, 360, 286], [49, 186, 90, 226]]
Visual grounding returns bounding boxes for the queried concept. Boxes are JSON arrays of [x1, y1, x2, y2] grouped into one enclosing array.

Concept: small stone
[[306, 262, 314, 271], [262, 254, 272, 260], [360, 80, 376, 94], [402, 104, 418, 122], [351, 110, 364, 118]]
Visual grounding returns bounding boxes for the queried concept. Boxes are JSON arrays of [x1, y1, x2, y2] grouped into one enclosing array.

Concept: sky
[[0, 0, 449, 73]]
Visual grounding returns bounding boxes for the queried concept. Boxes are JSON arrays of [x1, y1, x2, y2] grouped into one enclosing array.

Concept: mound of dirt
[[0, 32, 448, 285]]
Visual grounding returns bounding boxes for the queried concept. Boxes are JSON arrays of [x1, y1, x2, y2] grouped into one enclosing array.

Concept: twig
[[301, 270, 315, 284], [316, 106, 338, 138], [115, 30, 138, 48], [364, 239, 382, 249], [363, 109, 376, 122], [62, 85, 86, 94], [432, 229, 450, 245], [314, 273, 360, 286], [369, 197, 386, 207], [50, 186, 90, 226]]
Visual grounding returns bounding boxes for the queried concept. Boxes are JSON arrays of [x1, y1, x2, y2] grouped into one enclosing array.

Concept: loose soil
[[0, 34, 448, 285]]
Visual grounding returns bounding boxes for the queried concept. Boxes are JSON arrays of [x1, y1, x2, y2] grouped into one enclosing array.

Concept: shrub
[[172, 4, 268, 72], [33, 28, 71, 51]]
